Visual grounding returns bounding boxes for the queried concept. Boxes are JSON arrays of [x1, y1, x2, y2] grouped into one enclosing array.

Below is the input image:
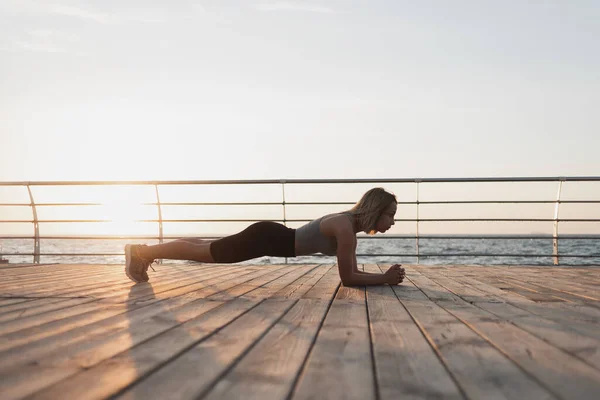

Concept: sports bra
[[295, 212, 353, 256]]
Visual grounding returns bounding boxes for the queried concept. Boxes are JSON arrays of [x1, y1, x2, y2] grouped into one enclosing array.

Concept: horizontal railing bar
[[408, 219, 600, 222], [3, 200, 600, 207], [319, 254, 600, 258], [352, 235, 600, 239], [0, 202, 287, 207], [1, 235, 600, 240], [542, 264, 600, 267], [2, 253, 598, 258], [1, 176, 600, 186], [0, 236, 217, 240], [369, 236, 600, 240], [413, 200, 600, 204], [0, 203, 105, 207], [355, 254, 600, 258], [3, 218, 600, 223]]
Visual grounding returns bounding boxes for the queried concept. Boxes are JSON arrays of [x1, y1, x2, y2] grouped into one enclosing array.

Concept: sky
[[1, 0, 599, 182], [0, 1, 599, 236]]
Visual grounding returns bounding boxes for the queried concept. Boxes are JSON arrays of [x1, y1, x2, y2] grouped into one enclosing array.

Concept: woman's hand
[[384, 264, 406, 285]]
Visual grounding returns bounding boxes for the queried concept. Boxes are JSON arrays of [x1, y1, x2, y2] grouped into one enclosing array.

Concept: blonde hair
[[347, 187, 397, 234]]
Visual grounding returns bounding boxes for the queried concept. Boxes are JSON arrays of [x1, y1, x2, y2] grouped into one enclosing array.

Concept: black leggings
[[209, 221, 296, 263]]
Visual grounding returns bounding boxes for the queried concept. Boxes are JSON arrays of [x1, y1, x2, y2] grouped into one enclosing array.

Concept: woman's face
[[374, 201, 397, 233]]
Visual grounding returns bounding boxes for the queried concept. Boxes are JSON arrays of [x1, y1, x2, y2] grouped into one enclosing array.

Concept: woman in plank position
[[125, 187, 406, 286]]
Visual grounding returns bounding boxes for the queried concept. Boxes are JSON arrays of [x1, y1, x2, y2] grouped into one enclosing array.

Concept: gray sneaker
[[125, 244, 152, 283]]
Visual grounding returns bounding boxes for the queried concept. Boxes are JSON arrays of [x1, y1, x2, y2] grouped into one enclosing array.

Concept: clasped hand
[[384, 264, 406, 285]]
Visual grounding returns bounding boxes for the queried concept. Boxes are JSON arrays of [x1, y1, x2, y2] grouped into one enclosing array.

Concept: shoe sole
[[124, 244, 141, 283]]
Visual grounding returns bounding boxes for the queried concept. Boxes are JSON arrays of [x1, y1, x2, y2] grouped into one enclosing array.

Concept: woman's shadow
[[119, 267, 225, 397], [116, 263, 267, 399]]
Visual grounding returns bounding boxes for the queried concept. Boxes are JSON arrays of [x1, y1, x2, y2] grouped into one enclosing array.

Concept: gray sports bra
[[295, 212, 353, 256]]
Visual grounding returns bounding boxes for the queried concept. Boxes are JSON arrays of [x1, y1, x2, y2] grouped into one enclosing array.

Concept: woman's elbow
[[340, 275, 358, 286]]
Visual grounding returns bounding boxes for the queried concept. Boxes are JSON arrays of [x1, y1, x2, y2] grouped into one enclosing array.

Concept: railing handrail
[[1, 176, 600, 186], [2, 234, 600, 239], [1, 176, 599, 265]]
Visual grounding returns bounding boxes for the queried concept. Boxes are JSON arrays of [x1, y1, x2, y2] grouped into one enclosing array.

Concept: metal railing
[[1, 177, 599, 265]]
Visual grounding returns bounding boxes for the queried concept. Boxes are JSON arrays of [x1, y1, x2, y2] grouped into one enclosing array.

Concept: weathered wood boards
[[0, 263, 598, 400]]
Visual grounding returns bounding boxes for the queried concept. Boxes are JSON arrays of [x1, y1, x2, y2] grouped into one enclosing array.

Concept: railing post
[[416, 180, 420, 264], [26, 185, 40, 264], [281, 181, 287, 264], [553, 179, 564, 265], [155, 184, 164, 264]]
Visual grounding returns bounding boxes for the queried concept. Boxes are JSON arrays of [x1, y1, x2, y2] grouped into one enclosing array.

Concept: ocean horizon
[[2, 236, 598, 267]]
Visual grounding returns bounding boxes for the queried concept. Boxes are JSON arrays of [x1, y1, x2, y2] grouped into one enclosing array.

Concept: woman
[[125, 187, 406, 286]]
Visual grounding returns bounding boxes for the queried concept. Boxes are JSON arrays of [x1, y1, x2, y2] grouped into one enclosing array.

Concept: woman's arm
[[322, 215, 401, 286], [340, 259, 404, 286], [353, 265, 405, 284]]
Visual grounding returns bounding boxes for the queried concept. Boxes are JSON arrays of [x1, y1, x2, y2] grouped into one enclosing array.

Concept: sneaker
[[125, 244, 153, 283]]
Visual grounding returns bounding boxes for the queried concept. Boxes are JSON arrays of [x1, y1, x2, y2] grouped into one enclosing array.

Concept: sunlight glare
[[99, 187, 149, 236]]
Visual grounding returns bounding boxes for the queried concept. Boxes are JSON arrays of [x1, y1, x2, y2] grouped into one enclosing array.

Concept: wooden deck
[[0, 263, 599, 400]]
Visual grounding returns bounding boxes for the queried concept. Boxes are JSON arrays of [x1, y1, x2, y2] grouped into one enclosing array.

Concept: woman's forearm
[[354, 271, 383, 277], [343, 271, 389, 286]]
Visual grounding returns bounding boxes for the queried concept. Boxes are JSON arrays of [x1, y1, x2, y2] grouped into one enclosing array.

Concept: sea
[[1, 236, 598, 267]]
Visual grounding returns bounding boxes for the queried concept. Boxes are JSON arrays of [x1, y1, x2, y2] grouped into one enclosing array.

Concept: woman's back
[[295, 212, 352, 256]]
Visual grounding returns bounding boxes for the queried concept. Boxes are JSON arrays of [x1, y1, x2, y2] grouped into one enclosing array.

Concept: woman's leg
[[139, 222, 294, 264], [137, 239, 216, 263], [126, 223, 294, 283]]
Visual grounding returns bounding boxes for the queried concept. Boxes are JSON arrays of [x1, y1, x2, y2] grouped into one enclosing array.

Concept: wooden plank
[[0, 264, 209, 298], [439, 266, 600, 305], [0, 265, 227, 329], [201, 298, 335, 400], [115, 265, 341, 400], [0, 298, 98, 323], [0, 265, 257, 354], [109, 299, 295, 400], [239, 264, 320, 300], [0, 263, 53, 269], [122, 265, 288, 304], [407, 269, 600, 400], [0, 264, 245, 337], [418, 268, 600, 371], [292, 272, 374, 400], [208, 264, 313, 301], [490, 267, 600, 293], [398, 267, 600, 326], [1, 270, 151, 297], [363, 264, 463, 400], [0, 264, 113, 279], [500, 275, 600, 302], [0, 298, 32, 306], [458, 274, 600, 321], [447, 274, 600, 344], [0, 296, 192, 371], [473, 275, 572, 303], [0, 263, 240, 298], [1, 298, 228, 400], [0, 266, 127, 291], [55, 266, 225, 298], [70, 264, 241, 301], [385, 265, 556, 400], [0, 264, 123, 284], [3, 264, 294, 398], [198, 267, 338, 399], [272, 264, 334, 300], [0, 265, 280, 359], [0, 298, 48, 315], [301, 264, 341, 300]]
